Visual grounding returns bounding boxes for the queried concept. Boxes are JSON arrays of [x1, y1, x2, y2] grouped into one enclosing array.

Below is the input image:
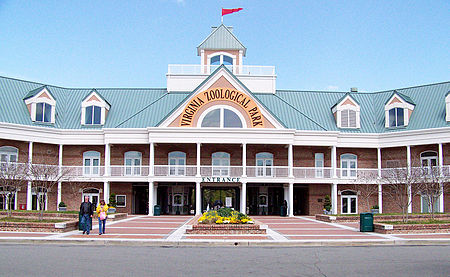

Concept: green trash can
[[360, 212, 374, 232], [280, 206, 287, 217], [154, 205, 161, 216], [78, 212, 93, 231]]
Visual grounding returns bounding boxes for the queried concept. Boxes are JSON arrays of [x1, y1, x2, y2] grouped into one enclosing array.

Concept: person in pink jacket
[[96, 200, 109, 235]]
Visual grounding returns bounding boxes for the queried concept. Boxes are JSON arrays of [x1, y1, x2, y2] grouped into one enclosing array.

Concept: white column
[[288, 144, 294, 177], [288, 182, 294, 216], [331, 183, 338, 215], [153, 184, 158, 208], [195, 181, 201, 215], [27, 142, 33, 210], [377, 147, 382, 178], [284, 185, 289, 202], [239, 50, 243, 74], [406, 145, 412, 213], [438, 143, 443, 176], [149, 142, 154, 176], [438, 143, 444, 212], [331, 146, 337, 178], [148, 182, 154, 216], [103, 181, 110, 203], [57, 144, 63, 209], [378, 183, 383, 214], [196, 143, 201, 177], [105, 144, 110, 176], [240, 182, 246, 214], [242, 143, 247, 177]]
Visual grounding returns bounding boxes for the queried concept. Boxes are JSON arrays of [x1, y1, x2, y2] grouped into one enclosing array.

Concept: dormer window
[[384, 91, 415, 128], [85, 105, 102, 125], [331, 94, 360, 129], [446, 92, 450, 122], [81, 90, 110, 126], [388, 107, 404, 127], [36, 102, 52, 123], [23, 86, 56, 124]]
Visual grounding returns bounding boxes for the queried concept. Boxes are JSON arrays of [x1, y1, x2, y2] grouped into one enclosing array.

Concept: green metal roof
[[197, 24, 246, 56], [385, 90, 416, 106], [0, 75, 449, 133]]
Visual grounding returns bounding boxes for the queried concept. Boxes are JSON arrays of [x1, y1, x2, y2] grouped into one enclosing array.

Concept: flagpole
[[221, 8, 223, 24]]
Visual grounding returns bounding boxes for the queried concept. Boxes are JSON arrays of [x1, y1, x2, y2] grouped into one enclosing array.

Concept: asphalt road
[[0, 244, 449, 276]]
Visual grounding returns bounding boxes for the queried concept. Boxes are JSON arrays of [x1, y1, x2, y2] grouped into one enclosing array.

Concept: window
[[340, 109, 357, 128], [315, 153, 324, 178], [124, 151, 142, 176], [341, 190, 357, 214], [83, 151, 101, 176], [420, 151, 438, 175], [256, 152, 273, 177], [85, 105, 102, 125], [389, 108, 404, 127], [0, 186, 16, 210], [212, 152, 230, 176], [421, 195, 440, 213], [208, 52, 235, 73], [168, 151, 186, 176], [0, 146, 18, 164], [116, 195, 126, 207], [341, 154, 357, 178], [82, 188, 100, 208], [35, 102, 52, 123], [200, 107, 244, 128], [32, 187, 47, 211]]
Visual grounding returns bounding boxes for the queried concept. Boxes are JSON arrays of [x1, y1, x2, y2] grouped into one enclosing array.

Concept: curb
[[0, 237, 449, 247]]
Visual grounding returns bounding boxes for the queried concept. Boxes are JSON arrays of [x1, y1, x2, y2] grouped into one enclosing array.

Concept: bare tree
[[29, 161, 71, 220], [417, 166, 449, 220], [0, 162, 29, 217], [350, 183, 379, 212], [380, 166, 424, 222]]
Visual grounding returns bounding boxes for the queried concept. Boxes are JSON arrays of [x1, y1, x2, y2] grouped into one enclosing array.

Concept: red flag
[[222, 8, 243, 16]]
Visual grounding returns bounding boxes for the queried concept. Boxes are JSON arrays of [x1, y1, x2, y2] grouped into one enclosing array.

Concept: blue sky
[[0, 0, 448, 92]]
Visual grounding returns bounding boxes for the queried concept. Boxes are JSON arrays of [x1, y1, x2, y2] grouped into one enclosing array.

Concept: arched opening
[[200, 106, 244, 128], [340, 190, 357, 214]]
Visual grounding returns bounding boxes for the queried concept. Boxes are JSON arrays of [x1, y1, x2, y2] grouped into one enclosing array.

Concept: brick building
[[0, 25, 449, 216]]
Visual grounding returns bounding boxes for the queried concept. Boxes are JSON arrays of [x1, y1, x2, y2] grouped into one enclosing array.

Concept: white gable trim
[[81, 91, 110, 125], [332, 95, 360, 129], [24, 88, 56, 123], [159, 67, 284, 129]]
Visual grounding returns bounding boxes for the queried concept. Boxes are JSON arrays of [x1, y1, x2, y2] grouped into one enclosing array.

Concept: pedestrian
[[79, 196, 93, 235], [96, 199, 109, 235]]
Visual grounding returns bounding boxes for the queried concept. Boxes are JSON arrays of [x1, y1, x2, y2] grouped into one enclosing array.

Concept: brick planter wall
[[0, 220, 78, 232], [186, 224, 266, 234], [316, 214, 450, 223], [374, 223, 450, 234]]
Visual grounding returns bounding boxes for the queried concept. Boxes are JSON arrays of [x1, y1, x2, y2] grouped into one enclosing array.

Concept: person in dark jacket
[[80, 196, 93, 235]]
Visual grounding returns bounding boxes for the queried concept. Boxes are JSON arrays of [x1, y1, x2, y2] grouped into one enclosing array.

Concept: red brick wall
[[293, 146, 331, 167], [308, 184, 330, 215], [32, 143, 59, 165], [61, 182, 104, 211], [382, 147, 407, 168], [443, 143, 450, 165], [200, 144, 243, 166], [155, 143, 196, 165], [110, 182, 133, 214], [0, 139, 29, 163], [246, 144, 288, 166], [337, 148, 377, 168], [410, 144, 438, 167], [62, 145, 105, 166], [110, 144, 150, 166]]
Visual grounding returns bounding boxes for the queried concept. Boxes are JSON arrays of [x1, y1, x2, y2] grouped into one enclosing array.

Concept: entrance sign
[[179, 88, 265, 128], [201, 177, 241, 183]]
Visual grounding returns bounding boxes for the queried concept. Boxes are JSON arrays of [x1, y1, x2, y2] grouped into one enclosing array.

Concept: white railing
[[200, 166, 243, 177], [293, 167, 333, 179], [246, 166, 289, 178], [336, 168, 379, 180], [110, 166, 150, 177], [167, 64, 276, 76], [154, 165, 197, 177]]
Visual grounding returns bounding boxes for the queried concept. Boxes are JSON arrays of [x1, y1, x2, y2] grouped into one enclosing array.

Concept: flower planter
[[107, 207, 116, 213], [371, 209, 379, 214], [58, 207, 67, 211]]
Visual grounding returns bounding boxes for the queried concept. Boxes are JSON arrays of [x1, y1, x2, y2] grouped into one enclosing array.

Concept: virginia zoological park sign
[[179, 88, 266, 128]]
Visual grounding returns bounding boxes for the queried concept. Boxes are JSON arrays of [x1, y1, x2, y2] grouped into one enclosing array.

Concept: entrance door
[[268, 187, 283, 215], [132, 185, 148, 214], [293, 186, 309, 215]]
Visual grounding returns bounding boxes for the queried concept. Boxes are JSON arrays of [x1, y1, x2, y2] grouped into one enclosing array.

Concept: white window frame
[[207, 51, 236, 73], [115, 195, 126, 208], [315, 153, 324, 178], [256, 152, 273, 177], [198, 105, 246, 128], [340, 190, 358, 214], [168, 151, 186, 176], [212, 152, 230, 176], [0, 146, 18, 164], [124, 151, 142, 176], [332, 95, 360, 129], [421, 194, 440, 213], [32, 187, 48, 211], [0, 187, 17, 210], [83, 151, 101, 176], [420, 151, 438, 175], [340, 154, 357, 178]]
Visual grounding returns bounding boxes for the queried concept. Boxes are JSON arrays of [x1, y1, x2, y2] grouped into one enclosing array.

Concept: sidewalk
[[0, 215, 449, 246]]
